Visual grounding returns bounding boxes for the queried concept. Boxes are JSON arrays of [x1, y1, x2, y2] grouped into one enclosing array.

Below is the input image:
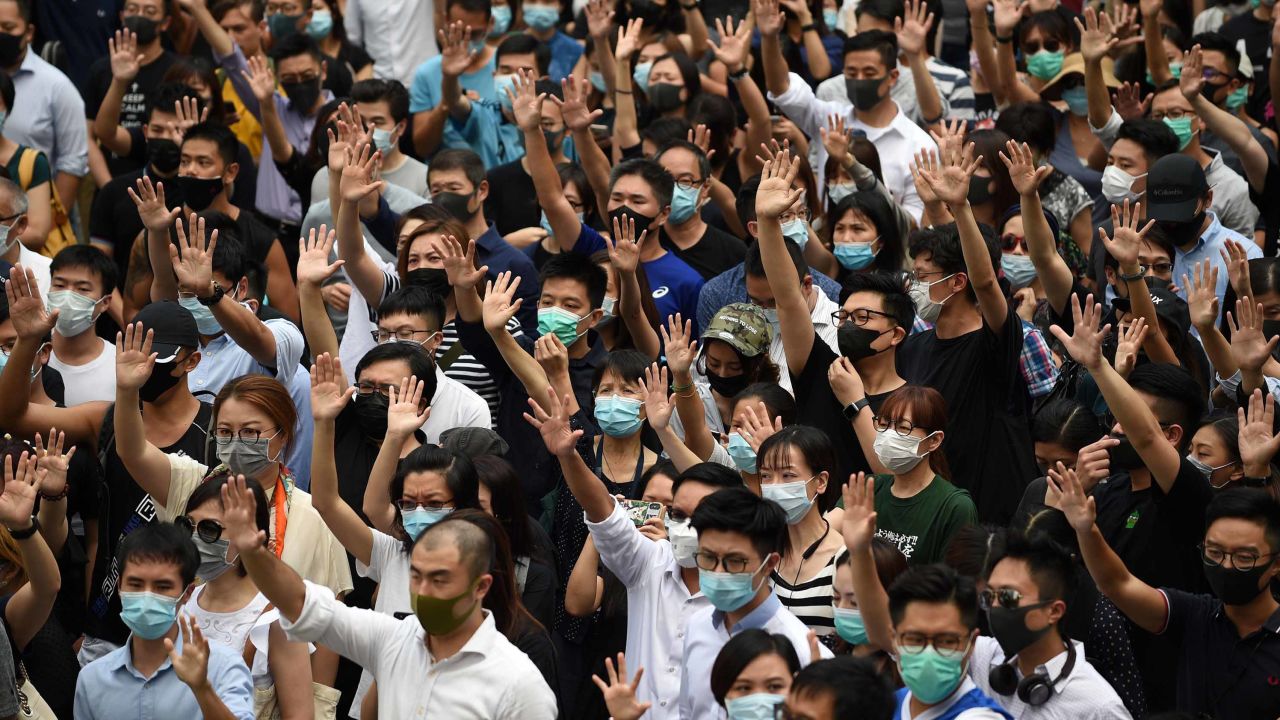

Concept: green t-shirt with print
[[873, 474, 977, 565]]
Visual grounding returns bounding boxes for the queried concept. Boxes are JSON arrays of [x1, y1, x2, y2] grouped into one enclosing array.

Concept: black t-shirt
[[234, 208, 278, 265], [664, 224, 747, 280], [485, 160, 540, 236], [84, 52, 178, 176], [895, 306, 1037, 524], [1161, 589, 1280, 719], [84, 401, 214, 645], [1252, 161, 1280, 256], [1222, 11, 1273, 83], [90, 168, 150, 278], [1092, 457, 1213, 593]]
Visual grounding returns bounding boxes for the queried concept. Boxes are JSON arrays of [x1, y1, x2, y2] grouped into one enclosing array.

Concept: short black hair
[[1205, 488, 1280, 555], [843, 30, 898, 70], [429, 148, 486, 191], [745, 235, 806, 284], [888, 563, 980, 630], [735, 382, 799, 426], [1018, 10, 1071, 48], [691, 486, 789, 560], [655, 139, 711, 181], [540, 248, 608, 309], [830, 191, 904, 274], [350, 79, 410, 124], [118, 521, 200, 588], [1127, 362, 1204, 445], [758, 425, 841, 512], [994, 102, 1057, 156], [641, 117, 693, 151], [189, 211, 248, 283], [593, 348, 650, 390], [790, 657, 896, 720], [50, 245, 118, 295], [145, 83, 202, 125], [908, 223, 1000, 302], [1115, 119, 1180, 162], [737, 174, 761, 227], [1032, 398, 1104, 454], [267, 31, 323, 63], [1191, 31, 1241, 76], [185, 473, 270, 538], [496, 34, 551, 75], [534, 78, 564, 103], [446, 0, 493, 20], [710, 629, 801, 705], [610, 158, 675, 209], [671, 462, 747, 498], [988, 530, 1078, 603], [854, 0, 903, 22], [392, 445, 481, 531], [839, 270, 916, 330], [378, 286, 447, 331], [354, 342, 439, 405], [181, 121, 240, 167]]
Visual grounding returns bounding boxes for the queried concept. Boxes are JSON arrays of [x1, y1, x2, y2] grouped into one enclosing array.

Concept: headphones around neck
[[988, 636, 1076, 707]]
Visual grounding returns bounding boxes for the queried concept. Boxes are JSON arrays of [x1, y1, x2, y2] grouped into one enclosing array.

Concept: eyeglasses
[[265, 1, 304, 14], [213, 427, 279, 444], [1200, 543, 1277, 571], [1200, 67, 1232, 85], [1138, 262, 1174, 275], [978, 587, 1052, 611], [123, 2, 164, 17], [907, 269, 951, 283], [779, 207, 810, 224], [674, 177, 705, 191], [355, 382, 399, 398], [873, 415, 926, 437], [175, 515, 226, 544], [694, 550, 754, 574], [896, 632, 970, 658], [372, 328, 440, 344], [397, 499, 454, 512], [1000, 234, 1027, 252], [1151, 108, 1195, 121], [831, 307, 892, 327], [1023, 39, 1062, 54]]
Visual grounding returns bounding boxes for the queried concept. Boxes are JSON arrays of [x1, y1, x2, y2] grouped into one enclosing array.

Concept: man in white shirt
[[680, 487, 832, 719], [0, 179, 49, 296], [345, 0, 436, 86], [742, 242, 839, 395], [45, 246, 116, 405], [761, 17, 936, 222], [221, 476, 557, 719]]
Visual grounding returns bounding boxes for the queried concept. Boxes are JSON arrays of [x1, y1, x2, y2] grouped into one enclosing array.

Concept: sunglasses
[[175, 515, 226, 544], [1001, 234, 1027, 252]]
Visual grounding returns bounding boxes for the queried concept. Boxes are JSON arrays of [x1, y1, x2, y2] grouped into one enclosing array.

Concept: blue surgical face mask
[[1226, 85, 1248, 110], [822, 8, 839, 29], [403, 506, 453, 539], [761, 475, 817, 524], [490, 5, 512, 35], [119, 590, 181, 640], [494, 73, 517, 111], [632, 62, 653, 93], [1000, 253, 1037, 288], [523, 3, 560, 30], [590, 70, 607, 92], [540, 209, 584, 238], [897, 645, 968, 704], [594, 394, 644, 437], [468, 38, 486, 55], [305, 9, 333, 39], [725, 693, 786, 720], [726, 432, 757, 473], [833, 606, 868, 644], [827, 182, 855, 205], [179, 295, 222, 335], [669, 183, 701, 224], [781, 218, 808, 248], [699, 558, 768, 612], [372, 126, 397, 153], [538, 305, 587, 346], [834, 242, 876, 270], [1061, 86, 1088, 116]]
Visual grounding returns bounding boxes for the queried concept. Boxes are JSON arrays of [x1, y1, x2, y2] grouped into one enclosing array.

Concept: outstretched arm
[[1000, 140, 1074, 315], [526, 386, 615, 522], [1099, 200, 1178, 364], [335, 142, 389, 304], [640, 364, 704, 473], [114, 323, 178, 507], [1183, 45, 1269, 193], [362, 377, 432, 534], [93, 30, 142, 156], [755, 145, 815, 374], [296, 227, 345, 360], [840, 474, 896, 652], [514, 71, 583, 252], [223, 477, 306, 623], [0, 453, 61, 651], [606, 216, 661, 358], [556, 76, 613, 226], [308, 354, 374, 565], [611, 19, 644, 154], [757, 0, 791, 97]]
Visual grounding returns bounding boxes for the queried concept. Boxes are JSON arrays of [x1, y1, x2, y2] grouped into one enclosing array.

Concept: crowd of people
[[0, 0, 1278, 717]]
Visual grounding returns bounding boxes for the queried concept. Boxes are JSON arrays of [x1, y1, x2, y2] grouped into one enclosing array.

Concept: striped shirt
[[771, 554, 838, 636], [815, 56, 975, 123]]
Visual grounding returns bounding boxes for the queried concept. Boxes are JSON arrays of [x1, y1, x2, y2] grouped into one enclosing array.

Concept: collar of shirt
[[474, 224, 505, 255], [850, 100, 910, 142], [14, 48, 36, 77], [1013, 639, 1080, 693], [571, 334, 608, 370], [904, 676, 982, 719], [425, 610, 502, 663], [713, 591, 781, 634], [113, 633, 180, 681], [1176, 211, 1223, 257]]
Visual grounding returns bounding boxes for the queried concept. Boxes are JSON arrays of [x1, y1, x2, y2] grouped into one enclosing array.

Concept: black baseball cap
[[1145, 154, 1208, 223], [133, 300, 199, 362], [1111, 286, 1191, 340]]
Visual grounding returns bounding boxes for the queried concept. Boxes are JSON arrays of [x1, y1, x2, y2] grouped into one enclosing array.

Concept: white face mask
[[0, 215, 20, 255], [1101, 165, 1146, 205], [47, 290, 103, 338], [908, 275, 956, 324], [665, 517, 699, 568], [873, 429, 938, 474]]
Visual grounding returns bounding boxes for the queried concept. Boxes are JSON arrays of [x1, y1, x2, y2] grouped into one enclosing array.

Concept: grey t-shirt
[[309, 153, 429, 205]]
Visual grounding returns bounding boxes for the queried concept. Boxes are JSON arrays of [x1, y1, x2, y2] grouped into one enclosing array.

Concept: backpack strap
[[16, 147, 35, 191]]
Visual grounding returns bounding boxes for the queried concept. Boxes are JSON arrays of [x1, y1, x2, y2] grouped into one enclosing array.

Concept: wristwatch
[[8, 516, 37, 540], [842, 397, 870, 420], [1118, 269, 1145, 283], [801, 22, 817, 32], [197, 283, 225, 307], [729, 66, 749, 80]]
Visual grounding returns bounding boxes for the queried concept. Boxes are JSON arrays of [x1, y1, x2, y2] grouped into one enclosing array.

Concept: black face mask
[[432, 191, 477, 222], [986, 602, 1054, 657], [608, 205, 656, 243], [837, 325, 888, 363], [846, 76, 886, 112], [629, 0, 669, 26], [177, 175, 224, 212], [354, 392, 389, 441], [138, 360, 184, 403], [123, 15, 160, 45], [1108, 435, 1145, 472], [1204, 561, 1271, 606], [404, 268, 452, 298], [706, 368, 750, 398], [281, 78, 321, 112], [647, 83, 684, 113], [1156, 211, 1206, 248], [146, 138, 181, 175], [968, 177, 994, 206], [0, 32, 24, 67]]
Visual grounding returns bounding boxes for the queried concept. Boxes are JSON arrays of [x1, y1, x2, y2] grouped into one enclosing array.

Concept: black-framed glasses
[[674, 177, 705, 191], [1199, 543, 1277, 571], [895, 632, 969, 658], [372, 328, 440, 344], [355, 382, 399, 398], [396, 499, 454, 512], [978, 587, 1052, 611], [873, 415, 922, 437], [694, 550, 753, 574], [175, 515, 226, 544], [831, 307, 892, 328], [213, 426, 279, 445], [1151, 108, 1195, 121]]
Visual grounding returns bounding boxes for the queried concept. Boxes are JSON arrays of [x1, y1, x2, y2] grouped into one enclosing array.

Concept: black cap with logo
[[132, 300, 199, 362], [1145, 154, 1208, 223]]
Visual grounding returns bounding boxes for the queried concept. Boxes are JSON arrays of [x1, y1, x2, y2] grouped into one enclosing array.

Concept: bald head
[[416, 517, 492, 580]]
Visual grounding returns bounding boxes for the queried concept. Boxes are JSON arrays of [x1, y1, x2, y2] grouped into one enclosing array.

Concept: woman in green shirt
[[869, 385, 977, 565]]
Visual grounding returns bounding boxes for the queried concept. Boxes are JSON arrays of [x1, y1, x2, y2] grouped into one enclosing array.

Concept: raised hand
[[894, 0, 934, 57], [0, 452, 38, 528], [998, 139, 1052, 197], [1228, 298, 1279, 372], [688, 123, 713, 158], [243, 54, 277, 104], [1109, 1, 1140, 43], [325, 103, 360, 174], [614, 17, 644, 63], [33, 429, 75, 501], [438, 20, 477, 78], [220, 475, 268, 555], [1221, 238, 1254, 298], [840, 472, 877, 553], [753, 0, 784, 36], [659, 314, 699, 376], [4, 265, 55, 340], [827, 356, 865, 406], [929, 118, 966, 159], [1113, 316, 1147, 378], [1073, 7, 1119, 65], [297, 225, 344, 288], [1073, 436, 1119, 490], [1184, 261, 1220, 331], [1049, 294, 1110, 371], [440, 235, 489, 291], [556, 76, 604, 132], [1112, 82, 1153, 122], [524, 385, 585, 457], [127, 176, 181, 233], [115, 322, 158, 392], [919, 140, 982, 207], [777, 0, 812, 24], [607, 213, 645, 274], [509, 69, 545, 133], [481, 271, 524, 334], [310, 353, 355, 422], [992, 0, 1028, 37], [585, 0, 616, 39], [165, 616, 212, 690], [740, 402, 782, 452], [170, 213, 218, 296], [911, 149, 942, 206], [172, 95, 208, 139], [1099, 199, 1155, 270], [1180, 44, 1205, 101], [754, 145, 804, 219], [638, 363, 673, 430], [819, 114, 852, 168], [387, 376, 431, 438], [1238, 390, 1280, 477], [591, 654, 651, 720], [1046, 463, 1096, 533], [710, 15, 752, 72], [534, 333, 571, 382], [108, 29, 142, 81], [339, 143, 385, 203]]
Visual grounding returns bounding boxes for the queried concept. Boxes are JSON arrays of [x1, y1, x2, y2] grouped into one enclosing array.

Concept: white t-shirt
[[183, 585, 273, 687], [48, 337, 115, 405], [349, 529, 411, 719], [17, 244, 50, 297]]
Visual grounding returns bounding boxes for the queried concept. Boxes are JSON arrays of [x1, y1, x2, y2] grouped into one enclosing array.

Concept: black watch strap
[[1118, 269, 1145, 283], [197, 284, 224, 307], [843, 397, 870, 420]]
